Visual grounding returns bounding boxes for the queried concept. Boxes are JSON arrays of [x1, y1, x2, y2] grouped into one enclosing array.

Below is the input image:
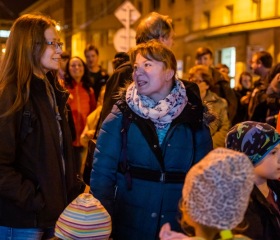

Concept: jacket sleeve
[[90, 106, 123, 216], [211, 99, 231, 148], [0, 90, 44, 211]]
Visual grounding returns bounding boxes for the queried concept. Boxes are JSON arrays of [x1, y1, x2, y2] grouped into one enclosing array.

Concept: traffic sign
[[114, 1, 141, 26], [113, 28, 136, 52]]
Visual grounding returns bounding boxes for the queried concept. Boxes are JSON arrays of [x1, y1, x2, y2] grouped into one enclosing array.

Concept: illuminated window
[[0, 30, 10, 38], [217, 47, 236, 88]]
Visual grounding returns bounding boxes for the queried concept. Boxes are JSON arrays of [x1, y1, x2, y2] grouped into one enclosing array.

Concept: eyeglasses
[[45, 41, 63, 49]]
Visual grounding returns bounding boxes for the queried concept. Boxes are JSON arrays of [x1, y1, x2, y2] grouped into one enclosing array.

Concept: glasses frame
[[45, 41, 63, 49]]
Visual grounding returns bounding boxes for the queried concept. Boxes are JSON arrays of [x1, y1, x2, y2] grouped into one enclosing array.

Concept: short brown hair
[[135, 12, 173, 45], [84, 44, 99, 56], [130, 40, 177, 81], [253, 51, 273, 68], [195, 47, 213, 60], [188, 65, 213, 88]]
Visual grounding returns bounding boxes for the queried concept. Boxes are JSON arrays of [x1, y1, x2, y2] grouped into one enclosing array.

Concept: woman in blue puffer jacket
[[90, 40, 213, 240]]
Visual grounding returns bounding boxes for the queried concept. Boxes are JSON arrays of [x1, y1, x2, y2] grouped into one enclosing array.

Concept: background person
[[265, 63, 280, 128], [232, 71, 253, 125], [64, 56, 96, 176], [248, 51, 273, 122], [112, 52, 130, 71], [195, 47, 237, 123], [84, 44, 109, 102], [90, 40, 213, 240], [0, 14, 83, 239], [189, 65, 230, 148]]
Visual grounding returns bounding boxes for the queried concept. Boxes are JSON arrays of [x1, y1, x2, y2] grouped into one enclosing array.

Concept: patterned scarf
[[126, 80, 188, 129]]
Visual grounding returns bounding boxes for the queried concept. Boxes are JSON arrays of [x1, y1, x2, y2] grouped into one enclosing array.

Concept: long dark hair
[[64, 56, 92, 92], [0, 14, 57, 118]]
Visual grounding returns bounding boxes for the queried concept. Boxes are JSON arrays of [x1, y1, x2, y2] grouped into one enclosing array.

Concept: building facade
[[21, 0, 73, 54], [20, 0, 280, 84]]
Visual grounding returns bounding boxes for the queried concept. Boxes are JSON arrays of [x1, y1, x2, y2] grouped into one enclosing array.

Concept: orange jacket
[[67, 82, 96, 146]]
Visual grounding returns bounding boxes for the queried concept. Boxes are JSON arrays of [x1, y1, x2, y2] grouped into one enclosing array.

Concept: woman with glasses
[[0, 14, 84, 239], [189, 65, 230, 148]]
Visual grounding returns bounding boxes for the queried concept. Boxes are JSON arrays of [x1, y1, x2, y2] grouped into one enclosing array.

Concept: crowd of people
[[0, 11, 279, 240]]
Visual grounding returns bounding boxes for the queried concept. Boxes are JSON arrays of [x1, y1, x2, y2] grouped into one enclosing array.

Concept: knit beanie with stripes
[[55, 193, 112, 239]]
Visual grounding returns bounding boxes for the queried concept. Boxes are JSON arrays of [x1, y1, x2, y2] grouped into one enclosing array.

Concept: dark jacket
[[237, 181, 280, 240], [0, 72, 82, 228], [248, 79, 268, 123], [232, 88, 251, 125], [89, 66, 109, 102], [99, 61, 133, 125], [266, 89, 280, 127], [91, 81, 213, 240], [209, 67, 237, 123]]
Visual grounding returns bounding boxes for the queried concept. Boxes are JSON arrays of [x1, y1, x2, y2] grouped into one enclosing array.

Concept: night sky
[[0, 0, 38, 19]]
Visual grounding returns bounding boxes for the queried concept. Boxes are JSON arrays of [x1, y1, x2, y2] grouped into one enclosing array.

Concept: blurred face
[[85, 49, 99, 70], [219, 67, 229, 75], [40, 26, 63, 73], [69, 57, 85, 82], [254, 144, 280, 182], [196, 54, 213, 67], [241, 75, 252, 89], [189, 72, 209, 98], [160, 31, 175, 48], [251, 55, 261, 75], [132, 53, 173, 102]]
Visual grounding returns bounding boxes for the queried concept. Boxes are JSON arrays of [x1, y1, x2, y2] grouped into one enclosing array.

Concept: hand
[[240, 93, 250, 105], [159, 223, 189, 240], [83, 130, 95, 140], [80, 130, 95, 147]]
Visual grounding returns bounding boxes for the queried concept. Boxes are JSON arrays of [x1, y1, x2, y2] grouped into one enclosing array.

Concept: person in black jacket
[[0, 14, 83, 239], [265, 63, 280, 127], [248, 51, 273, 122], [232, 72, 253, 125], [226, 121, 280, 240]]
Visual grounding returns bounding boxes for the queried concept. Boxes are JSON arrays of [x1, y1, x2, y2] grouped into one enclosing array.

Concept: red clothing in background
[[67, 82, 96, 146]]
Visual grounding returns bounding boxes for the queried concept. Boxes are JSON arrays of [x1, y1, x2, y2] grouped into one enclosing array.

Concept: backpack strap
[[116, 100, 133, 189], [20, 100, 33, 142], [116, 100, 187, 189]]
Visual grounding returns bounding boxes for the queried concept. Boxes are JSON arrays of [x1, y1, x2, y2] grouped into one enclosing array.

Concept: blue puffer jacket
[[90, 81, 213, 240]]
